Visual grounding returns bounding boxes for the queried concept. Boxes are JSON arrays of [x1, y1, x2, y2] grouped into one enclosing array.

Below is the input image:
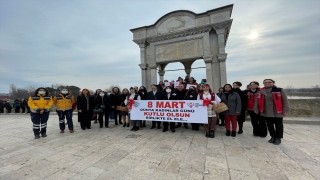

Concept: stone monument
[[130, 4, 233, 91]]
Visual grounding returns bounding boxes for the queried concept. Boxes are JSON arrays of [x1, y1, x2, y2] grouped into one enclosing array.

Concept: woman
[[162, 86, 177, 133], [232, 81, 247, 134], [77, 88, 94, 130], [93, 89, 102, 123], [125, 87, 141, 131], [157, 81, 166, 92], [220, 84, 241, 137], [245, 81, 267, 137], [28, 87, 53, 139], [53, 87, 76, 133], [184, 86, 199, 131], [139, 86, 148, 127], [110, 87, 122, 125], [120, 88, 130, 127], [197, 84, 221, 138], [254, 79, 289, 145], [94, 91, 111, 128], [217, 87, 225, 126]]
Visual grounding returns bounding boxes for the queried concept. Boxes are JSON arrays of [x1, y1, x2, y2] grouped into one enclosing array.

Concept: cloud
[[0, 0, 319, 93]]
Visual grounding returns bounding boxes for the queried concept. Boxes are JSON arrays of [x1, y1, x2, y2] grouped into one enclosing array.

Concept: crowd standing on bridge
[[22, 76, 289, 145]]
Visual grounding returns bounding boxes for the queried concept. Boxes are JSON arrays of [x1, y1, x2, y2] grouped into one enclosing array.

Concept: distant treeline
[[284, 85, 320, 93]]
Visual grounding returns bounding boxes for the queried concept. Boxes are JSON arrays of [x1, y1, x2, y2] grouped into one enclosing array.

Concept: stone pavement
[[0, 114, 319, 180]]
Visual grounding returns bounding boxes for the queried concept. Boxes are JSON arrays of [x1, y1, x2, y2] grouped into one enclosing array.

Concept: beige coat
[[254, 87, 289, 118]]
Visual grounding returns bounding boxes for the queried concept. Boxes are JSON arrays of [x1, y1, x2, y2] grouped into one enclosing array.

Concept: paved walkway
[[0, 114, 319, 180]]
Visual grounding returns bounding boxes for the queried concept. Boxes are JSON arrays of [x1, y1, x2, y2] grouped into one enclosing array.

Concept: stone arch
[[130, 4, 233, 90]]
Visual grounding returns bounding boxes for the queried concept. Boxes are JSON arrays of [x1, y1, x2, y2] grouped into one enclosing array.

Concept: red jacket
[[246, 89, 260, 111], [257, 87, 283, 113]]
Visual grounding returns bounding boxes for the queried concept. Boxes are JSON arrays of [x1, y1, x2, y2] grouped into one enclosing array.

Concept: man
[[175, 84, 189, 129], [233, 81, 247, 134], [147, 84, 163, 129]]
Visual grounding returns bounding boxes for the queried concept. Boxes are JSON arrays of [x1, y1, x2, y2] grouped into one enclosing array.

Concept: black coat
[[119, 94, 128, 106], [184, 91, 198, 100], [77, 95, 94, 112], [161, 93, 178, 100], [233, 88, 247, 110], [4, 102, 12, 110], [94, 95, 111, 111], [139, 91, 148, 100], [175, 89, 186, 100], [110, 93, 121, 108], [147, 91, 163, 100]]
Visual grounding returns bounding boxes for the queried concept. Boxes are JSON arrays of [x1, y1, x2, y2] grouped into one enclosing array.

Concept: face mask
[[38, 90, 45, 95], [99, 93, 104, 96], [61, 90, 68, 94], [166, 89, 171, 93]]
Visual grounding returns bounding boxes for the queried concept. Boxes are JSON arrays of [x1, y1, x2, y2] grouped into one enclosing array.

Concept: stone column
[[218, 54, 227, 86], [203, 56, 214, 90], [138, 41, 147, 87], [158, 63, 168, 82], [139, 64, 148, 87], [215, 27, 228, 87], [181, 61, 194, 78], [149, 62, 158, 85]]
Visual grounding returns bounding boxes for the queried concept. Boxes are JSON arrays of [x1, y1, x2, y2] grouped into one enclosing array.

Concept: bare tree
[[25, 85, 37, 95], [285, 85, 295, 92]]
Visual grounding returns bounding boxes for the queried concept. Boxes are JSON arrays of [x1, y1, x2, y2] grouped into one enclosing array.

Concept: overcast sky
[[1, 0, 319, 93]]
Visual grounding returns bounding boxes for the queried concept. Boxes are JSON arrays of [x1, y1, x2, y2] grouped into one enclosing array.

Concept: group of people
[[0, 99, 30, 113], [25, 76, 289, 145]]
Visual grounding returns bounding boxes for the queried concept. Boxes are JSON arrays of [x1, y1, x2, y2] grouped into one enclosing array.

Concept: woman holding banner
[[125, 86, 141, 131], [161, 86, 177, 133], [197, 84, 221, 138], [184, 86, 199, 131]]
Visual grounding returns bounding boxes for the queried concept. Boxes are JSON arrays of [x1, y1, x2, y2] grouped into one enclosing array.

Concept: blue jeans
[[109, 111, 114, 119], [31, 112, 50, 135], [57, 109, 73, 130]]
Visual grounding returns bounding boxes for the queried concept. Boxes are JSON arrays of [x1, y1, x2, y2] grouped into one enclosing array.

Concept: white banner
[[130, 100, 208, 123]]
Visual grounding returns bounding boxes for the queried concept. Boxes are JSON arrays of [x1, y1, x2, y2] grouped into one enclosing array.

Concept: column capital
[[217, 53, 228, 62], [158, 70, 165, 76], [139, 63, 148, 70], [203, 55, 214, 63], [149, 62, 157, 69], [185, 68, 192, 75], [137, 41, 146, 48]]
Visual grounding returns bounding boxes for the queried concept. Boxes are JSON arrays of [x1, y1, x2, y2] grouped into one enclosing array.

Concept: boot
[[226, 130, 231, 136], [205, 132, 210, 138], [123, 122, 126, 127], [35, 135, 40, 139], [127, 123, 130, 127], [134, 127, 139, 131], [209, 131, 215, 138], [115, 120, 118, 125], [130, 126, 135, 131], [157, 124, 161, 129], [119, 120, 123, 125], [268, 137, 275, 143], [238, 129, 243, 134], [273, 138, 281, 145], [231, 131, 236, 137], [142, 121, 146, 127]]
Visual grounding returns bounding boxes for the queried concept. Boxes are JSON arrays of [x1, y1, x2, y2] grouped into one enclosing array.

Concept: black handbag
[[93, 108, 104, 114]]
